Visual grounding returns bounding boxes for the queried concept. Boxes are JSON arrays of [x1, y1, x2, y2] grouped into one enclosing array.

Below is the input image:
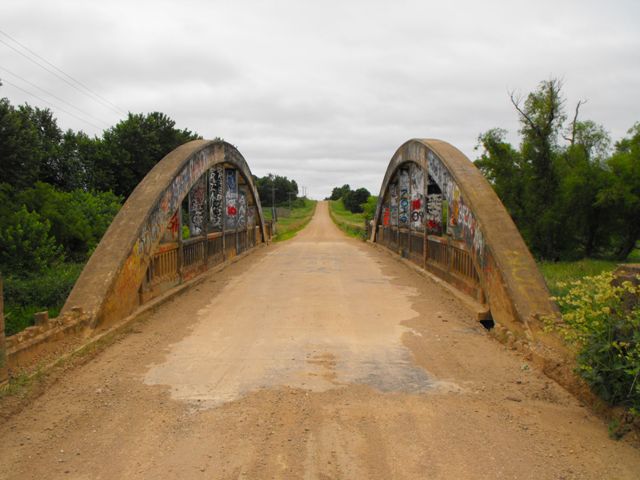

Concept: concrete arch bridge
[[3, 138, 636, 480]]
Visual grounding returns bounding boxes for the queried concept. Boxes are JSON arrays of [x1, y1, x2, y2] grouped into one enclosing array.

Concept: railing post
[[0, 275, 8, 384], [203, 174, 209, 267], [177, 207, 184, 282]]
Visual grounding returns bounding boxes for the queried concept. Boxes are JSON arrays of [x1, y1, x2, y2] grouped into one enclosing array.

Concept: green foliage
[[98, 112, 200, 197], [343, 187, 370, 213], [254, 174, 299, 206], [0, 205, 63, 273], [361, 195, 378, 222], [3, 262, 84, 335], [476, 79, 639, 261], [16, 182, 122, 261], [329, 184, 351, 201], [546, 272, 640, 410], [598, 124, 640, 260], [329, 200, 367, 239]]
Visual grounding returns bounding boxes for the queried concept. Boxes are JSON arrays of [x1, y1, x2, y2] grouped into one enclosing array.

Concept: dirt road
[[1, 201, 639, 479]]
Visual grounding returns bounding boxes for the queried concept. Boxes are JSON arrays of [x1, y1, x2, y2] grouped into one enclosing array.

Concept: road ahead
[[1, 202, 639, 479]]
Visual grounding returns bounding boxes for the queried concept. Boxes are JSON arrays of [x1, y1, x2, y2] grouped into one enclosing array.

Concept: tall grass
[[328, 200, 367, 239]]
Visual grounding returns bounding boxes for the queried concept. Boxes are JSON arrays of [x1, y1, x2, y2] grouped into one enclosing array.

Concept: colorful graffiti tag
[[188, 176, 206, 236], [225, 168, 238, 229], [209, 164, 223, 230], [398, 169, 410, 226], [237, 188, 247, 230], [426, 175, 443, 235], [427, 151, 485, 263], [409, 163, 425, 230]]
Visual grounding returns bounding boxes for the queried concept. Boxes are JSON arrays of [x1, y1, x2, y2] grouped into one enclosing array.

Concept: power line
[[0, 30, 127, 116], [0, 66, 111, 127], [2, 78, 106, 131]]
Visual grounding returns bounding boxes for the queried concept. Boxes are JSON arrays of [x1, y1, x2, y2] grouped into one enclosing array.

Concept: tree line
[[475, 79, 639, 261]]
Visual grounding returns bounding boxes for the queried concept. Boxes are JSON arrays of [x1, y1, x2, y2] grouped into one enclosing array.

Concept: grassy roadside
[[539, 249, 640, 297], [328, 199, 367, 239], [263, 199, 317, 242]]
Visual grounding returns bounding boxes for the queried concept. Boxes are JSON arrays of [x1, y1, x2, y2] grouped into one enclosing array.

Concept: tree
[[330, 184, 351, 201], [510, 79, 566, 258], [474, 79, 638, 260], [0, 205, 63, 273], [475, 128, 528, 226], [598, 124, 640, 259], [0, 98, 44, 190], [255, 174, 299, 206], [98, 112, 199, 197], [343, 187, 370, 213]]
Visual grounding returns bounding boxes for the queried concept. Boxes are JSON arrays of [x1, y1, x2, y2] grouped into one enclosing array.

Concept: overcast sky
[[2, 0, 639, 198]]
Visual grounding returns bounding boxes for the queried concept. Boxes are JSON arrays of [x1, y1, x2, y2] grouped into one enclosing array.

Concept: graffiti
[[398, 168, 410, 226], [225, 168, 238, 229], [426, 176, 443, 235], [427, 150, 485, 264], [209, 164, 223, 229], [389, 182, 399, 227], [247, 206, 256, 228], [383, 206, 391, 226], [167, 212, 179, 234], [189, 176, 206, 236], [237, 189, 247, 230], [410, 163, 425, 230]]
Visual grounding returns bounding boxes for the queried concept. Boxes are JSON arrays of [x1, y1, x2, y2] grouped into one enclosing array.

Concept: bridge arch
[[62, 140, 268, 328], [372, 139, 558, 333]]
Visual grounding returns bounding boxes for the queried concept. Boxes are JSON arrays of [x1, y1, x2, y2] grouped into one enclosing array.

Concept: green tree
[[511, 79, 566, 258], [0, 98, 43, 189], [599, 124, 640, 259], [344, 187, 370, 213], [330, 184, 351, 201], [98, 112, 199, 197], [475, 128, 528, 226], [18, 182, 122, 261], [255, 174, 299, 206], [0, 205, 63, 273]]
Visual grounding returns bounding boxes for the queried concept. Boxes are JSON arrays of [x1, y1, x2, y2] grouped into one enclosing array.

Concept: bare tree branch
[[509, 90, 542, 137], [566, 99, 587, 146]]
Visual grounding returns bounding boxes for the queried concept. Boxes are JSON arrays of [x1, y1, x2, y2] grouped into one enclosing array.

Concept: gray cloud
[[2, 0, 639, 198]]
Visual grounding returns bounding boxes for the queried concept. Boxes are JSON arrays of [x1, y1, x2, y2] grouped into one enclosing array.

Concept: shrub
[[3, 262, 84, 335], [547, 272, 640, 411], [0, 205, 63, 273]]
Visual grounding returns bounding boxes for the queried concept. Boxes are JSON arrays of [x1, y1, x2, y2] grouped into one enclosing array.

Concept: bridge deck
[[1, 202, 639, 479]]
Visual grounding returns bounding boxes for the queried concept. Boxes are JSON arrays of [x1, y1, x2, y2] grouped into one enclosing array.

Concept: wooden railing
[[141, 225, 267, 303], [376, 225, 482, 300]]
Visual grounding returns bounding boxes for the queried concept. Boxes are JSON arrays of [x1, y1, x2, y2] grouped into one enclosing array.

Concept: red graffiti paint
[[167, 212, 179, 234], [383, 207, 390, 226], [412, 199, 421, 210], [227, 205, 237, 215]]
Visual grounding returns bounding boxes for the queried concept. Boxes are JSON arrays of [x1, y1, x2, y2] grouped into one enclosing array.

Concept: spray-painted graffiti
[[225, 168, 238, 229], [247, 206, 256, 228], [237, 188, 247, 230], [426, 174, 443, 235], [427, 150, 485, 263], [189, 176, 206, 236], [389, 182, 398, 227], [409, 163, 425, 230], [383, 206, 391, 226], [209, 164, 223, 229], [398, 169, 410, 226]]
